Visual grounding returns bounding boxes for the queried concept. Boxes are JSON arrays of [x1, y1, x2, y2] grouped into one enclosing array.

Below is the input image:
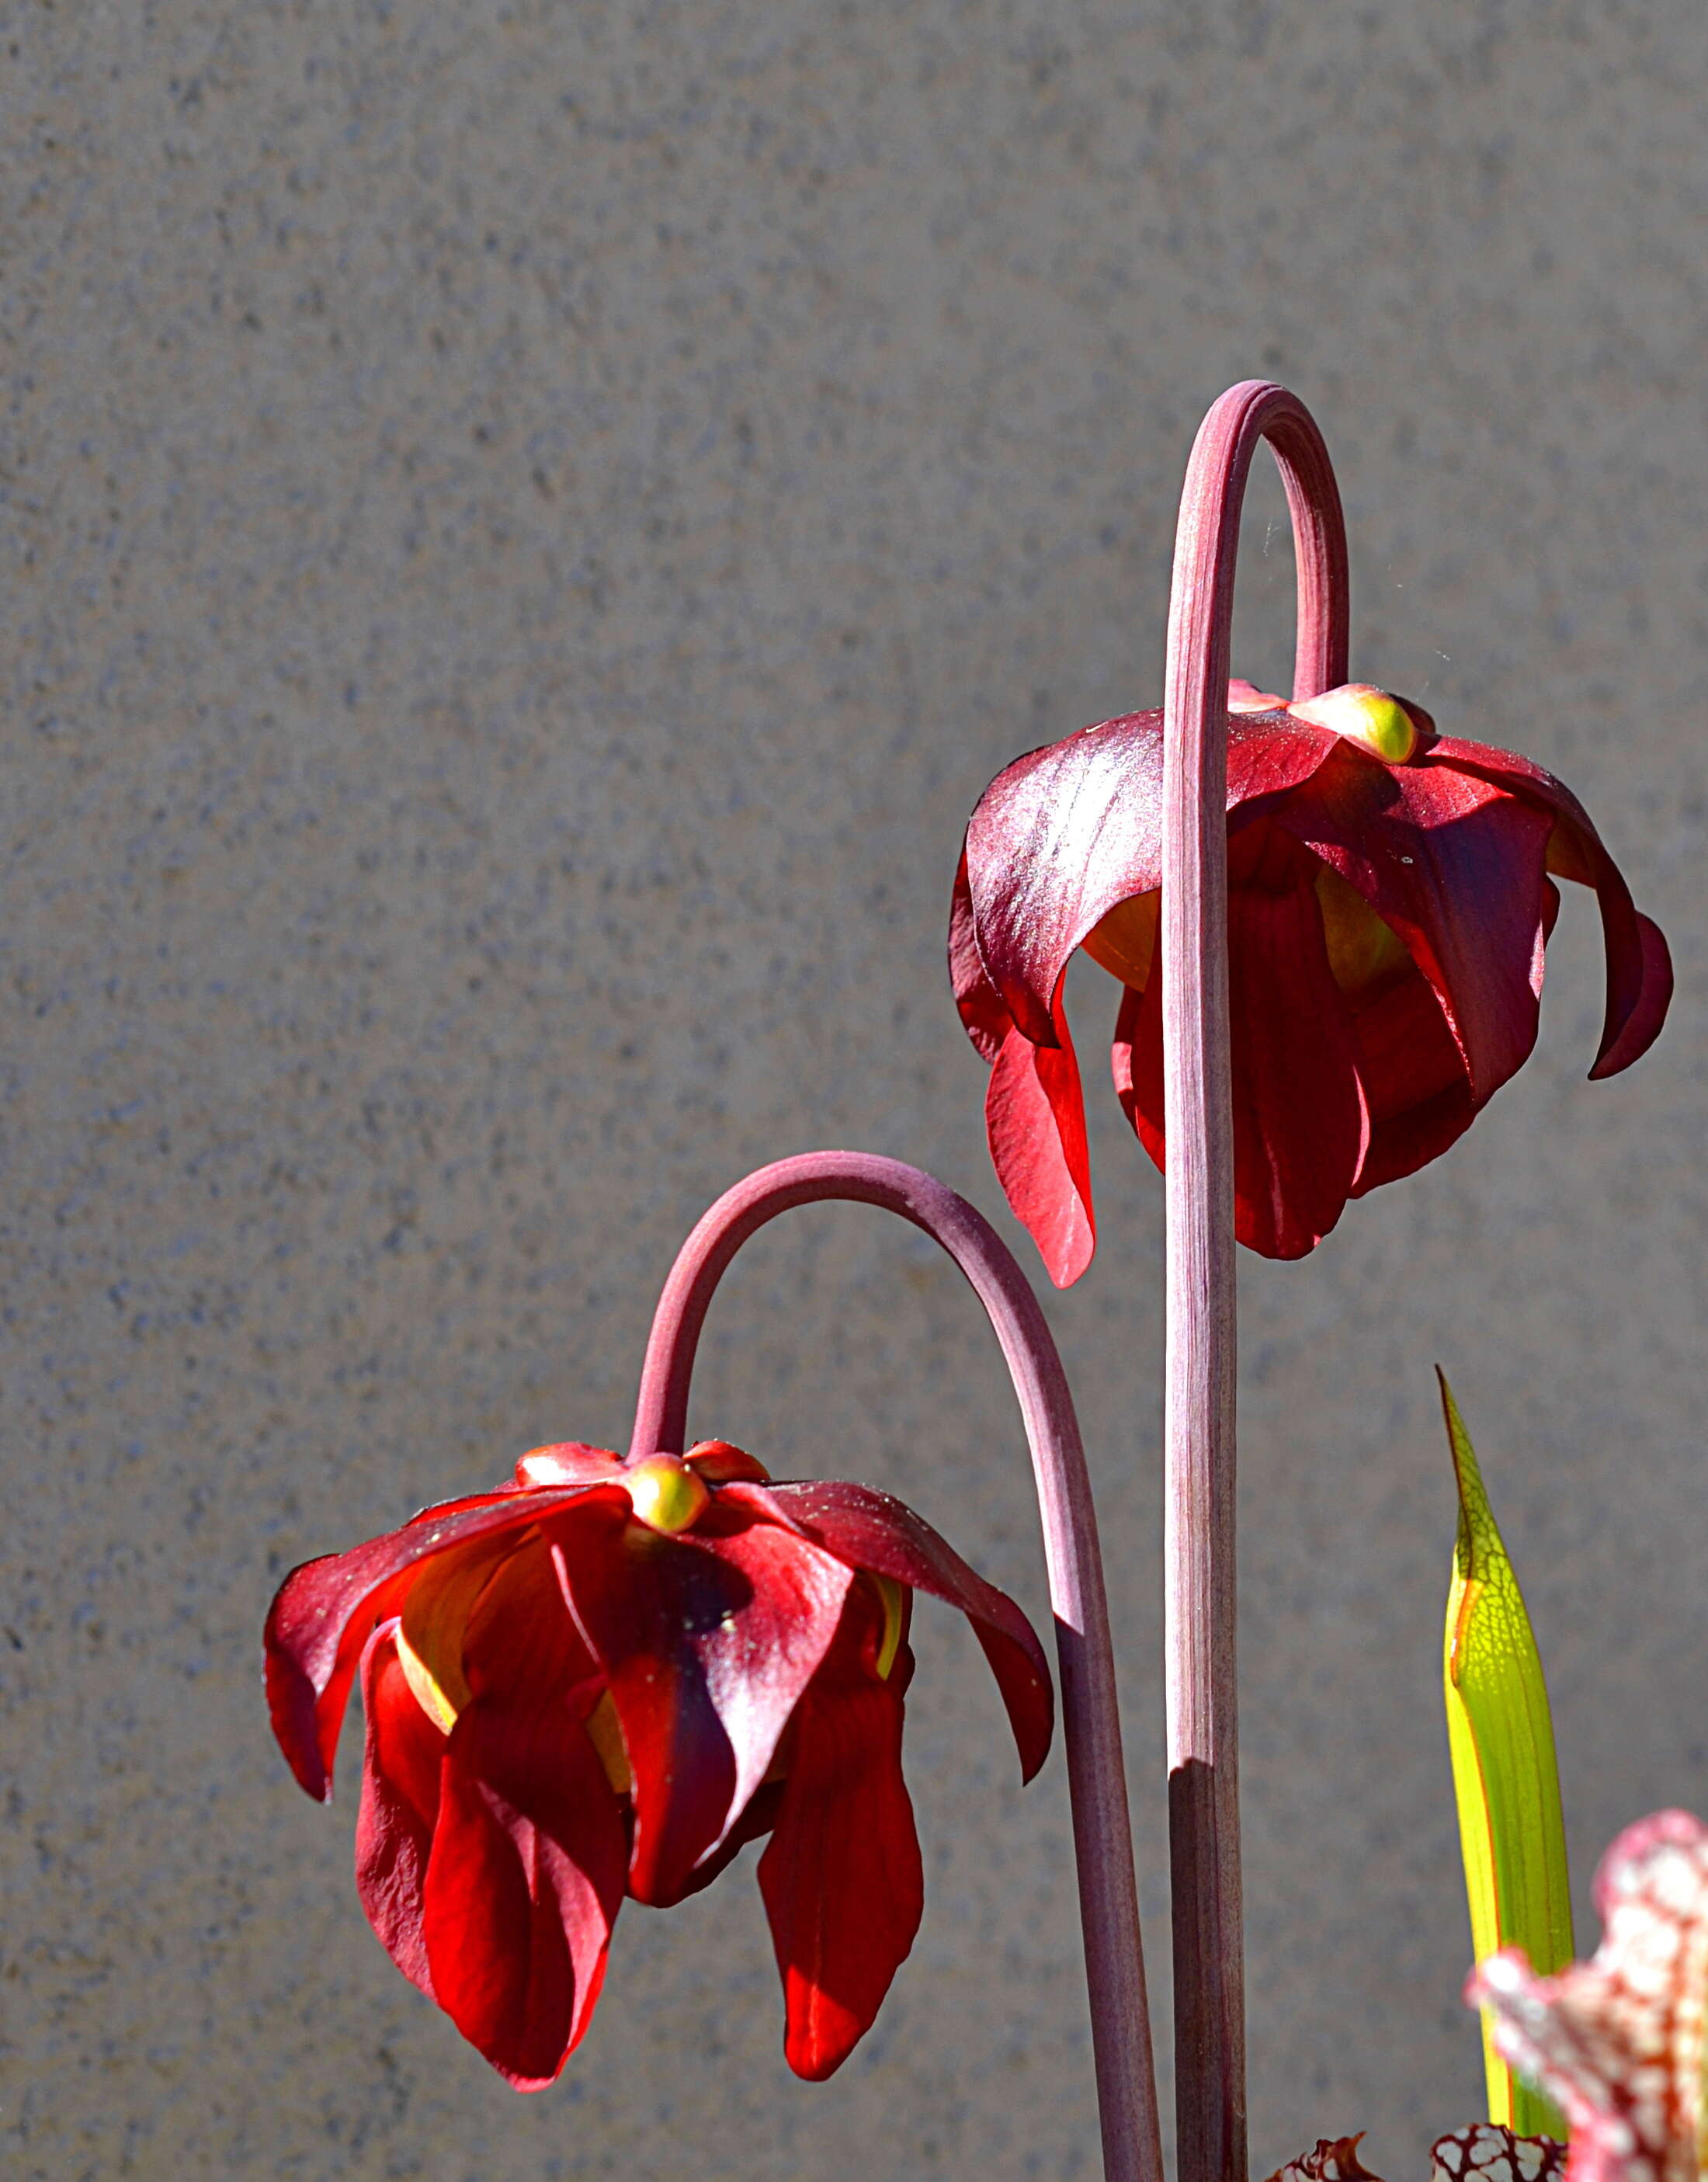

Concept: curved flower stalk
[[1470, 1810, 1708, 2182], [266, 1152, 1161, 2182], [949, 380, 1675, 2182], [630, 1151, 1161, 2182]]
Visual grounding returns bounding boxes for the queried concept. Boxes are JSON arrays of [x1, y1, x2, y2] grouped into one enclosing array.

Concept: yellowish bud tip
[[1290, 682, 1419, 763], [623, 1454, 710, 1536]]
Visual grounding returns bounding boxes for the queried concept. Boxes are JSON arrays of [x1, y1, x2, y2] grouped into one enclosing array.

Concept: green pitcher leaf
[[1439, 1370, 1574, 2141]]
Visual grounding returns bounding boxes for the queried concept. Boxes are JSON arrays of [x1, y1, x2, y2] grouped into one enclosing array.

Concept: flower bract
[[952, 681, 1673, 1280], [264, 1437, 1053, 2087]]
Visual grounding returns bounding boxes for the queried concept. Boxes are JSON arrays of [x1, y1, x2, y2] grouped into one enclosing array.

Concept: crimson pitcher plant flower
[[953, 674, 1673, 1280], [265, 1433, 1052, 2088]]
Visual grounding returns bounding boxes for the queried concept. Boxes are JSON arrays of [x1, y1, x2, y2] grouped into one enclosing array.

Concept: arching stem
[[631, 1150, 1163, 2182], [1161, 380, 1349, 2182]]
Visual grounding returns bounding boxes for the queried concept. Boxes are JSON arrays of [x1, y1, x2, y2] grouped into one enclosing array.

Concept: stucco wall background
[[4, 4, 1703, 2178]]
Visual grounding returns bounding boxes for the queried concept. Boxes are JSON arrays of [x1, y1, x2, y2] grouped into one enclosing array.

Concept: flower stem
[[631, 1149, 1163, 2182], [1161, 380, 1349, 2182]]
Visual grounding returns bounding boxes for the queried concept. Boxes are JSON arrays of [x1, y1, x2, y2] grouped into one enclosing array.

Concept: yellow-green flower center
[[1290, 682, 1419, 763], [1313, 864, 1410, 995], [623, 1454, 711, 1536]]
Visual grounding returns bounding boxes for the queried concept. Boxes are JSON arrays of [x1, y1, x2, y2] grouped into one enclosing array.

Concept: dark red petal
[[1427, 736, 1673, 1078], [422, 1680, 627, 2089], [354, 1624, 443, 2000], [1355, 1078, 1477, 1199], [757, 1645, 922, 2080], [557, 1500, 853, 1906], [1113, 849, 1370, 1260], [1267, 744, 1555, 1102], [1111, 977, 1164, 1168], [1342, 964, 1474, 1197], [682, 1440, 773, 1486], [985, 1004, 1095, 1289], [1227, 859, 1370, 1256], [949, 845, 1013, 1062], [1589, 912, 1673, 1078], [645, 1780, 786, 1908], [461, 1531, 598, 1699], [402, 1489, 527, 1523], [512, 1442, 625, 1488], [761, 1479, 1053, 1783], [1224, 705, 1345, 805], [963, 705, 1336, 1045], [704, 1478, 812, 1534], [964, 709, 1165, 1044], [263, 1480, 627, 1803]]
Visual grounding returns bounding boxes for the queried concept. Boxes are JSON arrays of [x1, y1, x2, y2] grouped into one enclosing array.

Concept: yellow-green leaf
[[1440, 1369, 1574, 2141]]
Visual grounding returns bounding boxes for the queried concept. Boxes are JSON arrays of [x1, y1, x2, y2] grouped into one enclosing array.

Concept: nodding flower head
[[265, 1436, 1052, 2088], [952, 677, 1672, 1280]]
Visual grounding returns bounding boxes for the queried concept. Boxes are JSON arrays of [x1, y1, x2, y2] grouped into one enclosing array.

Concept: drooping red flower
[[264, 1436, 1051, 2087], [952, 679, 1672, 1280]]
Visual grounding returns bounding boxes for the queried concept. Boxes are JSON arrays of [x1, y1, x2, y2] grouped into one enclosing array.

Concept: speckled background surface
[[3, 4, 1703, 2177]]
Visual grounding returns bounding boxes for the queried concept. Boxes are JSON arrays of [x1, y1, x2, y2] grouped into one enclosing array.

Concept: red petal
[[757, 1615, 923, 2080], [682, 1440, 773, 1486], [1345, 964, 1474, 1196], [760, 1479, 1053, 1783], [1113, 839, 1370, 1260], [949, 846, 1013, 1062], [1427, 736, 1673, 1078], [649, 1781, 786, 1908], [1112, 978, 1164, 1169], [964, 709, 1165, 1045], [1230, 850, 1370, 1256], [264, 1480, 627, 1803], [354, 1625, 443, 1999], [963, 706, 1335, 1046], [557, 1499, 853, 1906], [461, 1531, 597, 1700], [1268, 743, 1555, 1102], [401, 1489, 527, 1523], [1224, 706, 1345, 804], [422, 1676, 627, 2088], [512, 1442, 625, 1488], [1589, 912, 1672, 1079], [985, 1004, 1095, 1289]]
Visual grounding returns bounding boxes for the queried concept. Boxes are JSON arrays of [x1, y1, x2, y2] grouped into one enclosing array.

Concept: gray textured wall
[[5, 5, 1703, 2179]]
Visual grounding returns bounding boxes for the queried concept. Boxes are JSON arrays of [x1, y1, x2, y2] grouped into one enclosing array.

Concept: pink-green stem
[[630, 1150, 1162, 2182], [1162, 380, 1349, 2182]]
